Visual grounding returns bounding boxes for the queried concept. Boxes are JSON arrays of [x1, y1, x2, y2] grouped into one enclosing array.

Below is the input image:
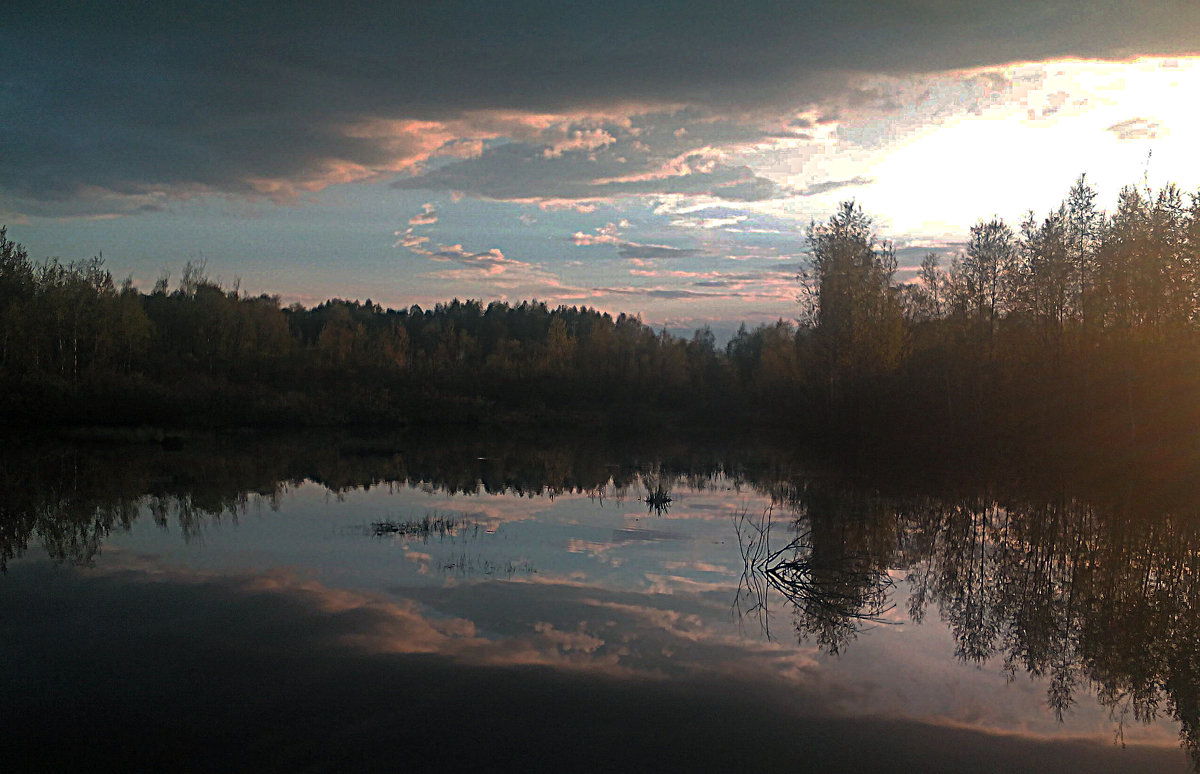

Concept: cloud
[[542, 128, 617, 158], [570, 222, 625, 246], [1106, 117, 1165, 140], [797, 176, 875, 197], [408, 203, 438, 226], [396, 201, 515, 275], [600, 287, 717, 299], [658, 205, 801, 237], [617, 244, 701, 260], [670, 214, 749, 230], [6, 2, 1200, 215], [394, 202, 441, 248], [570, 220, 703, 261], [400, 228, 529, 278], [533, 199, 601, 213], [395, 201, 597, 300], [0, 209, 32, 226], [393, 230, 430, 250], [427, 245, 509, 274], [392, 122, 795, 204], [587, 261, 801, 311]]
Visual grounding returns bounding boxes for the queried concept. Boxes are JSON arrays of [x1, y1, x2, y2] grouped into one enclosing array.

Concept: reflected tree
[[7, 432, 1200, 766], [736, 485, 898, 655], [738, 474, 1200, 767]]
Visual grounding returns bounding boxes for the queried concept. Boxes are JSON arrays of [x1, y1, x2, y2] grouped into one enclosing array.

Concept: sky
[[5, 1, 1200, 334]]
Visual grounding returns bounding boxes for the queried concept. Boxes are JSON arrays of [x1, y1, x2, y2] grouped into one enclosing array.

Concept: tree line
[[800, 175, 1200, 461], [0, 229, 731, 427], [3, 174, 1200, 462]]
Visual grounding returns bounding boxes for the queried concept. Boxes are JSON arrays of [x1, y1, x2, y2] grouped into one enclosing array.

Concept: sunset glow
[[5, 5, 1200, 333]]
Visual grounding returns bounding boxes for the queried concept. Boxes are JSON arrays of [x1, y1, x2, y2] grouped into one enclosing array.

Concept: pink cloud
[[542, 128, 617, 158], [408, 203, 438, 226], [428, 244, 511, 275], [199, 109, 656, 205], [523, 198, 604, 213], [570, 222, 625, 246], [593, 147, 724, 185], [392, 229, 430, 249]]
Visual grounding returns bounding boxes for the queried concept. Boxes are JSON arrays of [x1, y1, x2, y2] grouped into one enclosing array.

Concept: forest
[[3, 175, 1200, 465]]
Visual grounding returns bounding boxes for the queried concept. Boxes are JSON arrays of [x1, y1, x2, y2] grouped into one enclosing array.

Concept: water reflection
[[369, 513, 482, 541], [0, 430, 785, 571], [5, 561, 1182, 773], [737, 481, 1200, 766], [2, 431, 1199, 770], [735, 502, 896, 654]]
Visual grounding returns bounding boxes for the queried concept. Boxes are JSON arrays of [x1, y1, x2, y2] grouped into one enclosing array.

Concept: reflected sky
[[0, 437, 1194, 772]]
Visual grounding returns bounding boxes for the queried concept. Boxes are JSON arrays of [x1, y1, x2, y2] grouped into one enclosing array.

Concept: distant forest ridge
[[3, 176, 1200, 466]]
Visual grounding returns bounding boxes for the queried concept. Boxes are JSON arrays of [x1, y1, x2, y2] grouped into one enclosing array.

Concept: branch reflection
[[738, 482, 1200, 767]]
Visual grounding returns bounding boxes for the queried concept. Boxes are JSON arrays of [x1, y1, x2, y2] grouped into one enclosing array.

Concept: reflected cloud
[[734, 481, 1200, 766], [3, 434, 1199, 769], [611, 528, 687, 544]]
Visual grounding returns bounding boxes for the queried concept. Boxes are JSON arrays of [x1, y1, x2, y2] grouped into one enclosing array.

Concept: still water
[[2, 431, 1197, 772]]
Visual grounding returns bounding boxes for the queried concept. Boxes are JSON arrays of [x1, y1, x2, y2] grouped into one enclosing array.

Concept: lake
[[1, 429, 1196, 772]]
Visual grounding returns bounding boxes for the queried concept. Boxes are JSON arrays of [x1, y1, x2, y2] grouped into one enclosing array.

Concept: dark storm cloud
[[5, 1, 1200, 212]]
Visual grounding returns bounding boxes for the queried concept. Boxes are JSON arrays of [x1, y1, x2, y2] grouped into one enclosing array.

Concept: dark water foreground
[[2, 430, 1197, 772]]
